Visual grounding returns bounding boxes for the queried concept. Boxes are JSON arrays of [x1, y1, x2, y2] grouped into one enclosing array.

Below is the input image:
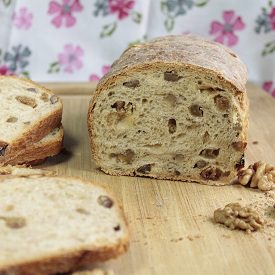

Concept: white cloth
[[0, 0, 274, 96]]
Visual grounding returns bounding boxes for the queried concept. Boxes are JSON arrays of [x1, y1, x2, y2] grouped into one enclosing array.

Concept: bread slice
[[6, 126, 64, 166], [0, 76, 62, 165], [88, 35, 248, 185], [71, 268, 114, 275], [0, 176, 129, 275], [0, 165, 56, 177]]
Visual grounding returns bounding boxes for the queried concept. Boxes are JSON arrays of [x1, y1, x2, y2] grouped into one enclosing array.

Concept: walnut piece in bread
[[88, 35, 248, 185]]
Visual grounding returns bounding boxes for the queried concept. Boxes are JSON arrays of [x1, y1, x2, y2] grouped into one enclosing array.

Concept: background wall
[[0, 0, 275, 96]]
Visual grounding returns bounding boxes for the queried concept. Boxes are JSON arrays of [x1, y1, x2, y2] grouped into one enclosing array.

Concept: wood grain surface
[[42, 82, 275, 275]]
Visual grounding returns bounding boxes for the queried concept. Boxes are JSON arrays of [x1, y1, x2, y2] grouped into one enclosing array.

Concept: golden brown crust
[[1, 242, 128, 275], [0, 76, 63, 166], [5, 127, 64, 166], [97, 35, 247, 93], [87, 35, 248, 185]]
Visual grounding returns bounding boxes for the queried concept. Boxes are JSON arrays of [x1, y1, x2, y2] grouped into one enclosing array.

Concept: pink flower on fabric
[[12, 7, 33, 30], [0, 65, 15, 76], [48, 0, 83, 28], [58, 44, 84, 73], [89, 65, 111, 81], [108, 0, 135, 20], [269, 7, 275, 30], [262, 81, 275, 97], [210, 10, 245, 47]]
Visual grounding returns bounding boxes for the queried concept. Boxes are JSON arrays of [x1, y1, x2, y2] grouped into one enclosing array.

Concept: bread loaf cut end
[[88, 35, 248, 185]]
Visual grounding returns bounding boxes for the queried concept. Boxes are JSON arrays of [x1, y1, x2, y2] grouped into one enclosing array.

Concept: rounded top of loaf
[[100, 35, 247, 93]]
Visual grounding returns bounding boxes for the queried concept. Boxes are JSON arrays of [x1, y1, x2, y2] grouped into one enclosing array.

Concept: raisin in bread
[[0, 165, 56, 177], [6, 126, 64, 166], [0, 76, 62, 166], [88, 35, 248, 185], [0, 176, 129, 275]]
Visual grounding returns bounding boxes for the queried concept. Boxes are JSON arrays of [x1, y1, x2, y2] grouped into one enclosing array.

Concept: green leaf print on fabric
[[262, 40, 275, 56], [164, 16, 175, 32], [93, 0, 141, 38], [161, 0, 209, 32], [100, 22, 117, 38], [2, 0, 12, 7], [48, 62, 61, 73], [131, 11, 142, 23], [255, 1, 275, 56]]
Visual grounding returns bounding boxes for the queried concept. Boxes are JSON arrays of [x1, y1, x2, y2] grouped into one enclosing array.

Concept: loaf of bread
[[88, 35, 248, 185], [6, 126, 64, 166], [0, 176, 128, 274], [0, 76, 62, 166]]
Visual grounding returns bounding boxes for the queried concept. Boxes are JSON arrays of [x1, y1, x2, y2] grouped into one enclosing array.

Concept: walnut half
[[238, 161, 275, 191], [214, 203, 265, 233]]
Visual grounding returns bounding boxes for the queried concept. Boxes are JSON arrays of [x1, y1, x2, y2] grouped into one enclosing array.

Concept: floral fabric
[[0, 0, 274, 97]]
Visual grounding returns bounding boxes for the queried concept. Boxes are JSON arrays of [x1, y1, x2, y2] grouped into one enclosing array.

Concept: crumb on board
[[170, 237, 183, 243], [187, 234, 202, 241], [252, 141, 259, 145]]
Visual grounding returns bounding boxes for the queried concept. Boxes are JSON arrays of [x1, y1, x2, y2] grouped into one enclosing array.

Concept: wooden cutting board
[[42, 82, 275, 275]]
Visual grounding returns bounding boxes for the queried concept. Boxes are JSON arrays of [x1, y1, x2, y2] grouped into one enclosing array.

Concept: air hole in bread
[[168, 118, 177, 134], [136, 164, 152, 174], [189, 104, 203, 117], [109, 149, 135, 164], [173, 154, 184, 161], [200, 148, 220, 159], [164, 71, 182, 82], [194, 160, 208, 168], [164, 94, 177, 107], [123, 79, 140, 88]]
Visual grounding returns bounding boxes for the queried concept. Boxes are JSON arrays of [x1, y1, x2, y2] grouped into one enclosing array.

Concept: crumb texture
[[89, 35, 248, 185], [0, 177, 128, 273], [0, 77, 62, 143], [214, 203, 265, 233]]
